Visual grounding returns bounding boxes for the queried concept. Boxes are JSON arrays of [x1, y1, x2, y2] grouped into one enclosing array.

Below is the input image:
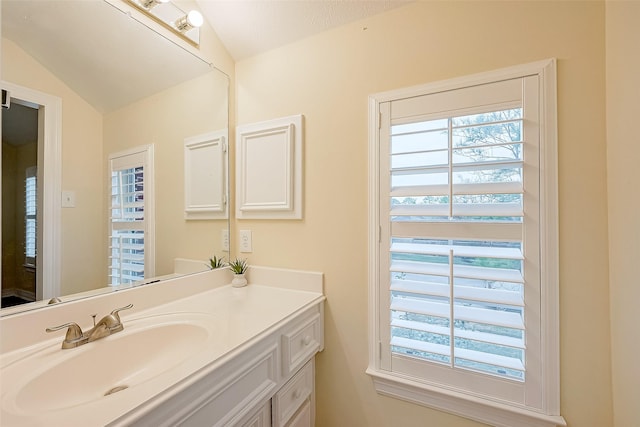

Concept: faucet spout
[[87, 322, 110, 342]]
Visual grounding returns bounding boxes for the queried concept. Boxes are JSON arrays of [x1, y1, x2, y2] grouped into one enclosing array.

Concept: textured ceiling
[[196, 0, 411, 61]]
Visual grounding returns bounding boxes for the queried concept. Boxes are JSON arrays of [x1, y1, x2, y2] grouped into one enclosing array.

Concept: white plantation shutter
[[25, 166, 37, 266], [371, 62, 562, 426], [386, 97, 530, 381], [108, 146, 154, 285]]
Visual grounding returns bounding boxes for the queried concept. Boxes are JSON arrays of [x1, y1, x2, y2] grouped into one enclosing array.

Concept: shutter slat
[[391, 336, 450, 357], [391, 318, 450, 338], [392, 221, 523, 241], [392, 297, 524, 329], [391, 280, 523, 307], [111, 222, 145, 231], [391, 260, 449, 277], [391, 336, 524, 371], [391, 279, 449, 298], [392, 159, 522, 175], [109, 262, 144, 273], [454, 347, 524, 371], [455, 286, 523, 307], [451, 159, 522, 171], [391, 242, 523, 259], [391, 318, 525, 349], [391, 203, 523, 217], [391, 260, 524, 283], [391, 297, 450, 319], [391, 181, 523, 197]]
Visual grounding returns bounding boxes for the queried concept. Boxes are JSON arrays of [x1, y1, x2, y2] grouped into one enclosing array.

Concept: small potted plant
[[229, 258, 248, 287], [208, 255, 226, 270]]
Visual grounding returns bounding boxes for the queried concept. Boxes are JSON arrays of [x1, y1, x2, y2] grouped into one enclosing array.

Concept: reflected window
[[25, 166, 37, 267], [108, 146, 155, 285]]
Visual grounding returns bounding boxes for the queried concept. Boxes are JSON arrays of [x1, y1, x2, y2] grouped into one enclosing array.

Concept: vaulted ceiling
[[196, 0, 411, 61]]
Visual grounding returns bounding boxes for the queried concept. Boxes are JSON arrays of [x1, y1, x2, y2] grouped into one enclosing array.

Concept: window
[[25, 166, 37, 267], [368, 60, 565, 427], [108, 145, 155, 286]]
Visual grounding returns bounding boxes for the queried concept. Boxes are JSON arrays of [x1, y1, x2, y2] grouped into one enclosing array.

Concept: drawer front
[[273, 360, 314, 427], [282, 313, 321, 375]]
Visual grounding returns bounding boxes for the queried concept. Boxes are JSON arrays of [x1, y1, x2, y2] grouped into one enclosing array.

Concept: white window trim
[[367, 59, 565, 427]]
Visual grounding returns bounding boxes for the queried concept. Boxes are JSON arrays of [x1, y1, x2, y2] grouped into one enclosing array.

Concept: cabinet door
[[273, 360, 314, 427], [284, 399, 311, 427], [240, 401, 272, 427]]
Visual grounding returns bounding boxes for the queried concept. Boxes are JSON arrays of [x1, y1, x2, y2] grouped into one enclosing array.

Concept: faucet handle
[[46, 322, 84, 342], [110, 303, 133, 323]]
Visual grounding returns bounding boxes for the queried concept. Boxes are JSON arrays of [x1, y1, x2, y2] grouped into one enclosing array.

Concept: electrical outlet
[[221, 229, 229, 252], [239, 230, 252, 253]]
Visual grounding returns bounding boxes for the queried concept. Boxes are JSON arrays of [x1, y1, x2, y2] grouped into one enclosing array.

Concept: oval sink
[[2, 313, 216, 415]]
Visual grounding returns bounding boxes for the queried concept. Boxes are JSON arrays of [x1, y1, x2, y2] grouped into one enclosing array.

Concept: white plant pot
[[231, 273, 247, 287]]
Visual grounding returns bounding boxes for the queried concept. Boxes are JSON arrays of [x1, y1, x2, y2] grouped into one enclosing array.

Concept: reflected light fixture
[[140, 0, 169, 10], [128, 0, 203, 45], [174, 10, 204, 32]]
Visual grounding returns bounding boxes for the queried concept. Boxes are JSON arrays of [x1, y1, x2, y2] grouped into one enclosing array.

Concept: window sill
[[366, 368, 566, 427]]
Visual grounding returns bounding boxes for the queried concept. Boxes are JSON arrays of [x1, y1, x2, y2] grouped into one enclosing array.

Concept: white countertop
[[0, 269, 324, 427]]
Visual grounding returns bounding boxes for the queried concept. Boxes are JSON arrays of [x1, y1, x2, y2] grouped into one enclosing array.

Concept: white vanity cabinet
[[122, 301, 323, 427]]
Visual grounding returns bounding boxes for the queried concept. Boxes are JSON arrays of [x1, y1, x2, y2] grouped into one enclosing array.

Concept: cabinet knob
[[302, 335, 312, 346], [293, 388, 302, 399]]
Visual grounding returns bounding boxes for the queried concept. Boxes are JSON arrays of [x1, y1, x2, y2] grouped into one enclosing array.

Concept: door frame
[[2, 80, 61, 301]]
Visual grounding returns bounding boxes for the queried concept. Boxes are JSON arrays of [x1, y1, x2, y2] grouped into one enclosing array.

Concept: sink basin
[[1, 312, 217, 415]]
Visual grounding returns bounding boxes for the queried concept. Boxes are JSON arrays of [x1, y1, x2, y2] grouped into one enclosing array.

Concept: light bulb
[[174, 10, 203, 32]]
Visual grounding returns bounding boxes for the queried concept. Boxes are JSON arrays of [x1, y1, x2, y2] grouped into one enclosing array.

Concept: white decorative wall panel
[[236, 115, 303, 219], [184, 130, 228, 220]]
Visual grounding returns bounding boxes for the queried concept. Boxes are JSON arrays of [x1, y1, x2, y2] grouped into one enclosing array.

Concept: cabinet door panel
[[273, 360, 314, 427], [285, 399, 311, 427], [240, 402, 271, 427]]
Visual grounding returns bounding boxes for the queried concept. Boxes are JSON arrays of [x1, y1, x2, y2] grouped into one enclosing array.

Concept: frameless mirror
[[1, 0, 230, 315]]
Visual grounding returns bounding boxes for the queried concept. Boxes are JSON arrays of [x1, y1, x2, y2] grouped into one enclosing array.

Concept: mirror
[[1, 0, 229, 315]]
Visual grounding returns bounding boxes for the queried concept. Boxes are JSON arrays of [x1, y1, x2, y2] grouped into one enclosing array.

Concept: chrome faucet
[[45, 304, 133, 349]]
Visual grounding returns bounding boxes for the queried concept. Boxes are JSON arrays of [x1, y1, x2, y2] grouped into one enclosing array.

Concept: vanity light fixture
[[127, 0, 203, 46], [140, 0, 168, 10], [174, 10, 204, 32]]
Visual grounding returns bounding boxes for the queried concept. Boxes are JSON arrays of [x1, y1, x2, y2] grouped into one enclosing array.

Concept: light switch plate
[[239, 230, 252, 253], [221, 229, 229, 252], [61, 190, 76, 208]]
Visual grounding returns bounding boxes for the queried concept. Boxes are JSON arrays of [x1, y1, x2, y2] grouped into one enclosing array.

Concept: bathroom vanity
[[0, 267, 325, 427]]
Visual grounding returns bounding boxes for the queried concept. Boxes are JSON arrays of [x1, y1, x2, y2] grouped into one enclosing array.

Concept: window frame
[[367, 59, 565, 427]]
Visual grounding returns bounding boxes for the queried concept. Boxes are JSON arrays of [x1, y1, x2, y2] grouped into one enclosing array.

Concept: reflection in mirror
[[1, 0, 229, 315]]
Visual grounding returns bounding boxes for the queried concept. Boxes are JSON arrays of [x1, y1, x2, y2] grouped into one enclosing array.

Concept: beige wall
[[606, 1, 640, 426], [2, 38, 105, 297], [235, 2, 612, 426]]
